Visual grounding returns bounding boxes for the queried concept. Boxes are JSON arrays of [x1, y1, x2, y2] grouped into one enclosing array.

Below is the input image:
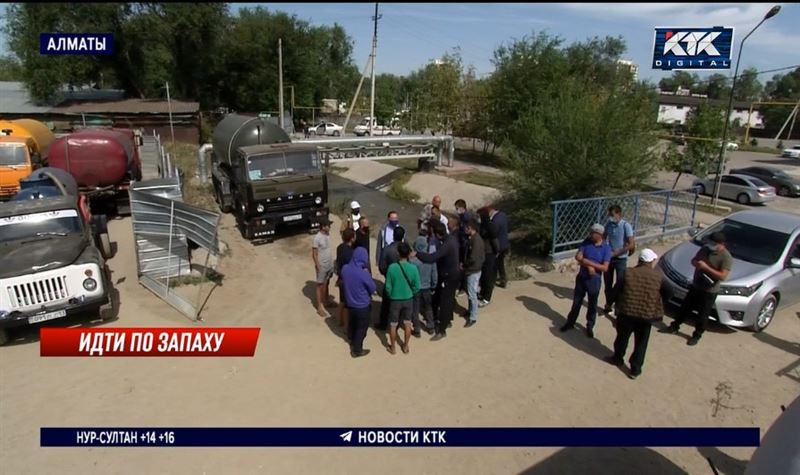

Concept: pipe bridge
[[298, 135, 454, 167]]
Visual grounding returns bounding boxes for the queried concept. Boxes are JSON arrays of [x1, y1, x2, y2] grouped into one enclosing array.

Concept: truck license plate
[[283, 214, 303, 222], [28, 309, 67, 324]]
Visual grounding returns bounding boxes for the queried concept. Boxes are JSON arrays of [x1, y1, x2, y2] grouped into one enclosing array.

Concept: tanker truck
[[210, 114, 329, 242], [0, 167, 113, 345], [47, 128, 143, 215], [0, 119, 55, 200]]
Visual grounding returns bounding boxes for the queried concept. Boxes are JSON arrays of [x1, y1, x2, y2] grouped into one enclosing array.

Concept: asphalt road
[[652, 150, 800, 216]]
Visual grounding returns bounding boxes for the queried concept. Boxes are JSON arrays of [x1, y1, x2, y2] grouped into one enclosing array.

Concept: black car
[[729, 166, 800, 197]]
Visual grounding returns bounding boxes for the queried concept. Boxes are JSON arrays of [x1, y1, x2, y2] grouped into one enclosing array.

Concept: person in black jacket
[[335, 228, 356, 331], [354, 216, 371, 274], [461, 219, 485, 327], [478, 207, 499, 307], [413, 219, 460, 340], [488, 204, 510, 288]]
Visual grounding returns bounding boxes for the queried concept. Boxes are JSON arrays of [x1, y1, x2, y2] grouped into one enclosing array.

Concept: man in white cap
[[345, 201, 362, 231], [604, 248, 665, 379], [561, 223, 612, 339]]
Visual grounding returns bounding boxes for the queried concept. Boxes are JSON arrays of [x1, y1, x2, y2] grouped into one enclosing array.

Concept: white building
[[617, 59, 639, 81], [657, 92, 764, 128]]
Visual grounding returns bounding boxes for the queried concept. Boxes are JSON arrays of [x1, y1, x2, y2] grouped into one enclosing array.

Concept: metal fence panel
[[130, 189, 220, 253], [130, 180, 221, 320], [551, 189, 698, 260]]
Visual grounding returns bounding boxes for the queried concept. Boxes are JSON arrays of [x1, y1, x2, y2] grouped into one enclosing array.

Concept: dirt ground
[[1, 207, 800, 475]]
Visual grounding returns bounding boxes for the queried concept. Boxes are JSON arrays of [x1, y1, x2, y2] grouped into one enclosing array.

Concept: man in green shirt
[[661, 231, 733, 346], [385, 242, 421, 355]]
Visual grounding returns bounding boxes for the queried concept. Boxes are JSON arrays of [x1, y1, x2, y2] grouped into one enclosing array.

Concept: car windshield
[[693, 219, 790, 265], [247, 151, 319, 180], [0, 209, 83, 243], [0, 144, 27, 166]]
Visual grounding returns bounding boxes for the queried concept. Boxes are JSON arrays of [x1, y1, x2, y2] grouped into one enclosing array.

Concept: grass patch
[[163, 142, 217, 210], [167, 269, 224, 288], [391, 158, 423, 171], [453, 147, 506, 169], [386, 170, 421, 203], [441, 170, 509, 190]]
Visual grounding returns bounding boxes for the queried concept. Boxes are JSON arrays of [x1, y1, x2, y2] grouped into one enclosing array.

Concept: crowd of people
[[313, 199, 734, 377], [311, 195, 510, 358]]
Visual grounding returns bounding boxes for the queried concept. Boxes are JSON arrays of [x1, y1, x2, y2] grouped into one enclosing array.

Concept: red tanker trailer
[[47, 128, 142, 215]]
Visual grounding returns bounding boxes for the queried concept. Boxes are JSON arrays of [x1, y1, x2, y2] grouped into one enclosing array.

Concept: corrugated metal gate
[[131, 133, 221, 320]]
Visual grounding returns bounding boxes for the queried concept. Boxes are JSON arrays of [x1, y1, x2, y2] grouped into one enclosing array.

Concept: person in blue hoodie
[[341, 247, 377, 358]]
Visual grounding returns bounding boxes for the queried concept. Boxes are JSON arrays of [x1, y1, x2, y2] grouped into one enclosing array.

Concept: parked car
[[782, 144, 800, 159], [659, 210, 800, 332], [309, 122, 343, 137], [720, 140, 739, 151], [730, 166, 800, 197], [692, 174, 776, 205]]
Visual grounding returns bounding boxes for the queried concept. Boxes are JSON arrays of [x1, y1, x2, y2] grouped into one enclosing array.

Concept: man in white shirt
[[346, 201, 362, 231]]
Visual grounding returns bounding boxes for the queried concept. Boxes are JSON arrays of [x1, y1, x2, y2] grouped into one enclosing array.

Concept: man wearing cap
[[661, 231, 732, 346], [561, 223, 613, 338], [605, 249, 665, 379], [345, 201, 362, 231]]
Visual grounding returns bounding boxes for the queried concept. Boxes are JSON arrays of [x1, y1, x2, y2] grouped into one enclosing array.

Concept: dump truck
[[47, 128, 143, 215], [210, 114, 329, 242], [0, 168, 113, 345], [0, 119, 55, 200]]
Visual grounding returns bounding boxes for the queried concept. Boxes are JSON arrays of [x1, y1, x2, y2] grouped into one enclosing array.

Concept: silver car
[[692, 174, 776, 205], [659, 210, 800, 331]]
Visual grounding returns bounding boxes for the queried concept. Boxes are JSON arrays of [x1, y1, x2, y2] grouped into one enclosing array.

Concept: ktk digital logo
[[652, 27, 734, 71]]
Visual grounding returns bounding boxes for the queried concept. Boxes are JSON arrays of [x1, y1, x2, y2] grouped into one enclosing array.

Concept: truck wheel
[[0, 328, 8, 346], [97, 233, 114, 259], [216, 188, 232, 213]]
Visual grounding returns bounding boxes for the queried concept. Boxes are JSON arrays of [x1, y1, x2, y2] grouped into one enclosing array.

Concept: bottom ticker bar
[[41, 428, 760, 448]]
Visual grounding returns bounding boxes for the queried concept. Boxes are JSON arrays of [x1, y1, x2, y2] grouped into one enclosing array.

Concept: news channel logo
[[652, 27, 734, 71], [40, 33, 114, 55]]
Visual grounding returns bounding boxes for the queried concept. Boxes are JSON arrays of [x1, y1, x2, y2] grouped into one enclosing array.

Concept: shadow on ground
[[519, 447, 688, 475], [516, 295, 611, 362]]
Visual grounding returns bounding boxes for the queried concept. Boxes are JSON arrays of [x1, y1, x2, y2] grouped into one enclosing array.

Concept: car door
[[719, 176, 739, 200], [779, 235, 800, 308]]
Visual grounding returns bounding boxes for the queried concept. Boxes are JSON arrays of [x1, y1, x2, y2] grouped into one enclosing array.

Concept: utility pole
[[278, 38, 285, 133], [165, 81, 175, 146], [343, 55, 372, 134], [369, 2, 381, 136]]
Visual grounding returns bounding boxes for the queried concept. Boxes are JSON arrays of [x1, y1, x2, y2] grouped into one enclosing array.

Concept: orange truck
[[0, 119, 55, 200]]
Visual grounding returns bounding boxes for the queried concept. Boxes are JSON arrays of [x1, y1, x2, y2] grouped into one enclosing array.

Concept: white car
[[718, 140, 738, 151], [782, 145, 800, 159], [353, 117, 401, 137], [309, 122, 342, 137]]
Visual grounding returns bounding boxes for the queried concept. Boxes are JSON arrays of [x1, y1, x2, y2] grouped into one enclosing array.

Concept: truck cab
[[0, 195, 111, 345], [0, 135, 44, 200], [210, 114, 329, 243]]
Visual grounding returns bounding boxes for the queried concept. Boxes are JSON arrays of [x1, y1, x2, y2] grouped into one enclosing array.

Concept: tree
[[404, 50, 463, 133], [762, 67, 800, 138], [663, 102, 726, 188], [701, 73, 730, 100], [0, 56, 24, 81], [3, 3, 358, 110], [504, 78, 659, 251], [733, 67, 762, 102], [658, 71, 698, 92]]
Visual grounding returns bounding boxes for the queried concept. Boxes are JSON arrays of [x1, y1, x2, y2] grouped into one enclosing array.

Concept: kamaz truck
[[210, 114, 329, 243]]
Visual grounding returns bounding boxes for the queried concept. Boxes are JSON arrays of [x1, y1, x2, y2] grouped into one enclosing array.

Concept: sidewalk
[[333, 160, 501, 211]]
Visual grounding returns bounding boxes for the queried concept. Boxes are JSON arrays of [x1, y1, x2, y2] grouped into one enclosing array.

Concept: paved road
[[652, 150, 800, 216]]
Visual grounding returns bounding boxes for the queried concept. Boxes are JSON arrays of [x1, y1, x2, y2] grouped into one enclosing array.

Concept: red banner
[[40, 328, 261, 357]]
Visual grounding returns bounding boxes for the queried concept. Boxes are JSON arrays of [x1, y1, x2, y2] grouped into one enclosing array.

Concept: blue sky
[[2, 3, 798, 84]]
